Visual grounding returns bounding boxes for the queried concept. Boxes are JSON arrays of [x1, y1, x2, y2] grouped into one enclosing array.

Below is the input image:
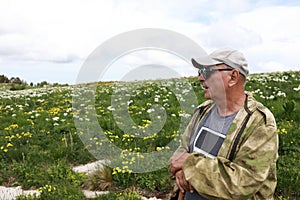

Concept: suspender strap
[[191, 104, 212, 135], [228, 113, 251, 162]]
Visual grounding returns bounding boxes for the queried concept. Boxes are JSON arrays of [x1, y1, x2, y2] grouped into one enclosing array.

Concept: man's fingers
[[181, 174, 190, 191], [176, 174, 185, 193], [175, 170, 192, 193]]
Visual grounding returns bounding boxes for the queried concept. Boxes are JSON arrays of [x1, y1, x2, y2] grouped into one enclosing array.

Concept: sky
[[0, 0, 300, 84]]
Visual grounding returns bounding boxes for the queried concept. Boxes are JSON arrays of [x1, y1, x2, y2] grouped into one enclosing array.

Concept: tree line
[[0, 75, 26, 85], [0, 74, 68, 90]]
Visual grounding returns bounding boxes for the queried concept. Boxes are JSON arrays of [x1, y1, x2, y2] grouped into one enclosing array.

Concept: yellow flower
[[49, 107, 61, 115], [138, 155, 144, 159], [22, 132, 32, 137], [104, 131, 112, 135], [115, 167, 121, 172], [10, 124, 19, 129], [7, 143, 13, 147], [27, 119, 34, 125], [4, 124, 19, 131]]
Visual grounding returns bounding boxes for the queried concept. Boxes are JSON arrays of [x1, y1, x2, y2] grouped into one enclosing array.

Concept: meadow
[[0, 71, 299, 199]]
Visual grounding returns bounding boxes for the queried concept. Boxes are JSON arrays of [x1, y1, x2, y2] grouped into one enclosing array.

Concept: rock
[[0, 186, 40, 200], [82, 190, 109, 198], [72, 160, 108, 175]]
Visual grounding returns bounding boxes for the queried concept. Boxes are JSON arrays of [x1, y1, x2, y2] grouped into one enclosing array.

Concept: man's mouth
[[202, 85, 209, 90]]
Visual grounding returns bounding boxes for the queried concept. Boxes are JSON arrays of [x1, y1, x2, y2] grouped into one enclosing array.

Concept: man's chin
[[203, 90, 211, 99], [204, 94, 211, 99]]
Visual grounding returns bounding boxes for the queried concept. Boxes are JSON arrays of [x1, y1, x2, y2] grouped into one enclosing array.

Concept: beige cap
[[191, 48, 249, 77]]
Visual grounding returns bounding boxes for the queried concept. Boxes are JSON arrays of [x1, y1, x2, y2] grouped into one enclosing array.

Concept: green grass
[[0, 71, 299, 199]]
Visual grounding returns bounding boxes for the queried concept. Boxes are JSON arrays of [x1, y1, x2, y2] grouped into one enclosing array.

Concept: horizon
[[1, 69, 300, 86]]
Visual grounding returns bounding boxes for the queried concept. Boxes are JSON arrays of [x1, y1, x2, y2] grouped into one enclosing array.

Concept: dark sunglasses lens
[[198, 69, 211, 79], [204, 71, 211, 79]]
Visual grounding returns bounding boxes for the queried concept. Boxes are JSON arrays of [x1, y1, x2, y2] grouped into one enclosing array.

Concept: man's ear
[[228, 70, 239, 87]]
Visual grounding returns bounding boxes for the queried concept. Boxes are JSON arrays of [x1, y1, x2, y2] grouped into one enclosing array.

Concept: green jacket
[[175, 93, 278, 199]]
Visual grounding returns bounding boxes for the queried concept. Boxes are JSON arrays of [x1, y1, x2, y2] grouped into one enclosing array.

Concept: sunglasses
[[198, 68, 233, 79]]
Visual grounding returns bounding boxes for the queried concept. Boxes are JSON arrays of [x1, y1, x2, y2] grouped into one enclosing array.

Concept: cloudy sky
[[0, 0, 299, 84]]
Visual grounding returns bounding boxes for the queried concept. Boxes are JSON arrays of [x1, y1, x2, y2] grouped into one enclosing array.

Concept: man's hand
[[175, 170, 194, 193], [169, 152, 190, 175]]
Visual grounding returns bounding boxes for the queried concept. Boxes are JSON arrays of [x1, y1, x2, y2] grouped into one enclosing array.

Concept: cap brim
[[191, 57, 222, 68]]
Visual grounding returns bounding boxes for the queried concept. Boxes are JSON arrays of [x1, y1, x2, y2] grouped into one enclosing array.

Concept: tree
[[0, 75, 10, 83], [10, 77, 22, 84]]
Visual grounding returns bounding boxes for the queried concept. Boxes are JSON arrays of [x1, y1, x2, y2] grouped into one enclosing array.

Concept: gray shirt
[[185, 106, 238, 200]]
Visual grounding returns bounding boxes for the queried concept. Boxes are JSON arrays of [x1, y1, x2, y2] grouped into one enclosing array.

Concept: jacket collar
[[244, 92, 257, 114]]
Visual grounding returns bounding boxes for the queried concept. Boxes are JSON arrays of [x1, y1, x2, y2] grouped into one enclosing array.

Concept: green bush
[[9, 84, 26, 91]]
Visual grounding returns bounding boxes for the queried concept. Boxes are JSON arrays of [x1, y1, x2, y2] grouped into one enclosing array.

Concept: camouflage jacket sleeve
[[182, 94, 278, 200]]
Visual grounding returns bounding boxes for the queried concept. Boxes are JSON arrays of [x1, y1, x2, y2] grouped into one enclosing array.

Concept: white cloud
[[234, 6, 300, 72], [0, 0, 117, 62], [99, 49, 194, 81], [200, 21, 263, 49], [0, 0, 201, 63], [237, 6, 300, 42]]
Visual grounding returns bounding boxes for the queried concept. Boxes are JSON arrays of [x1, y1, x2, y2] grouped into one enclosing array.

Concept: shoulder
[[246, 92, 276, 126], [194, 100, 214, 114], [256, 102, 276, 126], [196, 100, 214, 110]]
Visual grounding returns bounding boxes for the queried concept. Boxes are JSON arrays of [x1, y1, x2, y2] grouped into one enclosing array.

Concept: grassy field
[[0, 71, 299, 199]]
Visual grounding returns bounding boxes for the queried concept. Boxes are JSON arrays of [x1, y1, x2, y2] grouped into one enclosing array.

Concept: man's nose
[[198, 74, 205, 82]]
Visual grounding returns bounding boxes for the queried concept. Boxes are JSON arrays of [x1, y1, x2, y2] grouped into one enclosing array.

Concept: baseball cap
[[191, 48, 249, 77]]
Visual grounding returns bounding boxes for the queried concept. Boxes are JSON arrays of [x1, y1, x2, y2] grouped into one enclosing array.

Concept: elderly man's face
[[198, 64, 232, 100]]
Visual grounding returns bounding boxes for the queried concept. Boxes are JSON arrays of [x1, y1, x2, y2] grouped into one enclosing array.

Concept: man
[[169, 48, 278, 200]]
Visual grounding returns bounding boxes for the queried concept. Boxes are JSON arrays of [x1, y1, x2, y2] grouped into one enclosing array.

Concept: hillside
[[0, 71, 299, 199]]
